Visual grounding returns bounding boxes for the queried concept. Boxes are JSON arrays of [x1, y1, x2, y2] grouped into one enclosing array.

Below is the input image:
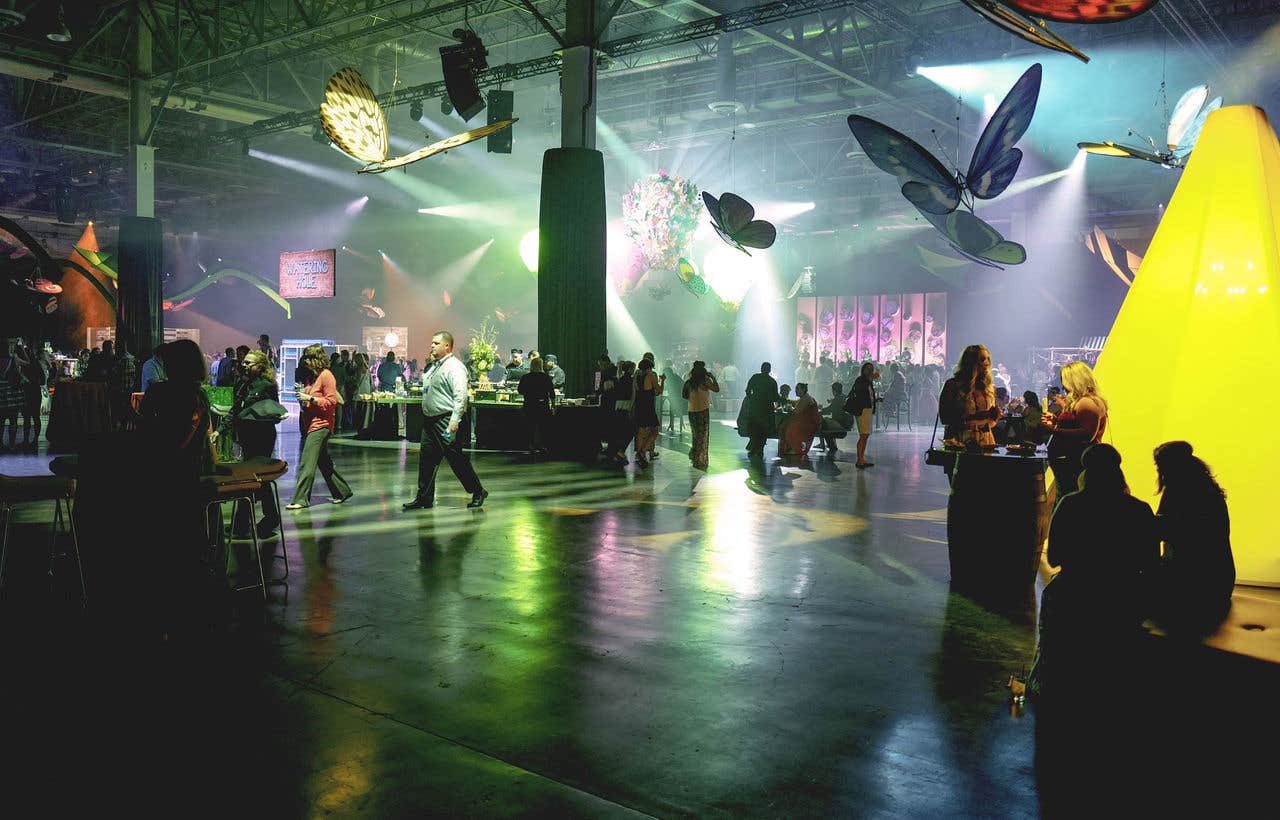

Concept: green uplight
[[519, 228, 539, 274]]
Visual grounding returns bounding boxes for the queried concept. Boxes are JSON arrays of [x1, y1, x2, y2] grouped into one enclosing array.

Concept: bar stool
[[215, 457, 289, 583], [0, 474, 86, 605], [200, 475, 267, 600]]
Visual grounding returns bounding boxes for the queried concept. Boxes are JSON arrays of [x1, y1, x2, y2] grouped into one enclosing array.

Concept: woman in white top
[[682, 360, 719, 470]]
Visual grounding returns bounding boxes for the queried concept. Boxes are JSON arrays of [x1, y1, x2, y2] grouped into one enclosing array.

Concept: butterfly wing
[[1004, 0, 1160, 24], [359, 119, 517, 173], [706, 191, 747, 249], [1167, 85, 1209, 149], [716, 192, 756, 233], [736, 220, 777, 250], [848, 115, 961, 213], [967, 62, 1042, 201], [917, 206, 1026, 267], [958, 0, 1091, 63], [320, 68, 388, 163], [1172, 97, 1222, 159], [1078, 140, 1167, 164]]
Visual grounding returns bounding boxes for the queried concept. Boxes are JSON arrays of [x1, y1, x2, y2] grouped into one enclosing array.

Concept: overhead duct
[[708, 31, 744, 115], [0, 57, 299, 128]]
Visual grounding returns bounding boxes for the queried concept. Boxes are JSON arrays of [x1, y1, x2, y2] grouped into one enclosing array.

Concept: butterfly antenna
[[929, 129, 959, 178]]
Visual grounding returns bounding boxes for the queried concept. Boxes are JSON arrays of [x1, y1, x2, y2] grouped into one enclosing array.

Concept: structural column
[[538, 0, 607, 395], [118, 1, 163, 360]]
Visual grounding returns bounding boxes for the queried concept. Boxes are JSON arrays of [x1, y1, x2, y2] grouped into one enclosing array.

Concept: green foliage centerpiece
[[465, 319, 500, 385]]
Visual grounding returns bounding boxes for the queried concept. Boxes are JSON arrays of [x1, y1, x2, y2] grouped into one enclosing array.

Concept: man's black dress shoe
[[467, 490, 489, 508], [402, 499, 433, 510]]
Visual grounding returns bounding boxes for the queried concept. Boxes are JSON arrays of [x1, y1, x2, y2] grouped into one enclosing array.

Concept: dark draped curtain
[[116, 215, 163, 359], [537, 148, 606, 398]]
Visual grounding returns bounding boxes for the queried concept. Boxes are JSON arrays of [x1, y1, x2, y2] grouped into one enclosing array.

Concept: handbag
[[241, 398, 289, 422]]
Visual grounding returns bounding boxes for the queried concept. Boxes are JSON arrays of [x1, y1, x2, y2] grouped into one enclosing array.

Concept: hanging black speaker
[[487, 90, 514, 154], [439, 35, 486, 122], [54, 185, 77, 223]]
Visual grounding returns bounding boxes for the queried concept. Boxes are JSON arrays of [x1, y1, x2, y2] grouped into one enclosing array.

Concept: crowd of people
[[928, 343, 1237, 703], [6, 329, 1242, 671]]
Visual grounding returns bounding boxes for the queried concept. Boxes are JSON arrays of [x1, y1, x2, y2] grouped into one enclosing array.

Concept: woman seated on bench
[[778, 383, 821, 457], [1028, 443, 1159, 702], [1150, 441, 1235, 637]]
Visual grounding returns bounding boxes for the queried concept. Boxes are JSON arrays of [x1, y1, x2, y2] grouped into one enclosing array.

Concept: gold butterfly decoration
[[320, 67, 516, 174]]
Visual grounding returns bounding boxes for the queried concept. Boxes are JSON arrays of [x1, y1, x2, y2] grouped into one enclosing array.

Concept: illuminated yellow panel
[[1094, 106, 1280, 584]]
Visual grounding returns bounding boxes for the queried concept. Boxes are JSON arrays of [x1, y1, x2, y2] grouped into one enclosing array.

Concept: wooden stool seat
[[0, 475, 75, 503]]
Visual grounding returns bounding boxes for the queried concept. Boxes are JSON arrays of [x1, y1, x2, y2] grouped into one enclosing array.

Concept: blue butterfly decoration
[[848, 62, 1042, 268]]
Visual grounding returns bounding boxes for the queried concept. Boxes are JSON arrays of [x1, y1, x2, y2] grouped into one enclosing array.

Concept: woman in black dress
[[631, 358, 663, 467], [606, 360, 636, 466]]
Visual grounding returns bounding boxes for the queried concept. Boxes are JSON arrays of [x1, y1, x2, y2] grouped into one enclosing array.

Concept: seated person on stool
[[817, 382, 851, 451]]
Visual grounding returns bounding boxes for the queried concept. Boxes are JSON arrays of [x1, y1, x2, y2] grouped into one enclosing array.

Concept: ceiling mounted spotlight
[[440, 98, 453, 116], [904, 41, 927, 77], [311, 123, 328, 145], [408, 100, 423, 121], [47, 4, 71, 43]]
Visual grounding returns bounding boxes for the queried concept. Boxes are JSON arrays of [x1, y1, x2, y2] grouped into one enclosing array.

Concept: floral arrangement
[[621, 170, 702, 290], [464, 318, 500, 381]]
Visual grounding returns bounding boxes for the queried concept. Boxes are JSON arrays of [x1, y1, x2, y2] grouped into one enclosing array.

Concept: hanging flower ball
[[622, 172, 702, 277]]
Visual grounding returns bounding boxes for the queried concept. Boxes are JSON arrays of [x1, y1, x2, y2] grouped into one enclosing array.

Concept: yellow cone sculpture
[[1094, 105, 1280, 585]]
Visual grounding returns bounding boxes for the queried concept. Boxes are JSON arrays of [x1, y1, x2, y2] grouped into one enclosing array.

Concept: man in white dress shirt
[[404, 331, 488, 510]]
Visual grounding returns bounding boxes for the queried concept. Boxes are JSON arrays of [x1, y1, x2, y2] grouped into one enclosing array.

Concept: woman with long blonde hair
[[938, 344, 1000, 448], [287, 344, 353, 509], [1045, 360, 1109, 495]]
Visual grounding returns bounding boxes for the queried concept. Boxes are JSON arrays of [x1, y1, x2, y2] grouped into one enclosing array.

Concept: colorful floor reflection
[[0, 425, 1105, 814]]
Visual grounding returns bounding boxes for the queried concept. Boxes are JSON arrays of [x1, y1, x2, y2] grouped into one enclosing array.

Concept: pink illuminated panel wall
[[796, 292, 947, 365]]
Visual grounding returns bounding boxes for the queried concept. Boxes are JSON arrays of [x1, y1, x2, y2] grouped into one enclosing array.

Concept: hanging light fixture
[[47, 4, 71, 43]]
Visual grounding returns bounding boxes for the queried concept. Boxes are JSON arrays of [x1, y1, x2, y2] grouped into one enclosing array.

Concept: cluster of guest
[[798, 353, 950, 426], [592, 352, 720, 470], [0, 336, 53, 452], [1029, 440, 1236, 703]]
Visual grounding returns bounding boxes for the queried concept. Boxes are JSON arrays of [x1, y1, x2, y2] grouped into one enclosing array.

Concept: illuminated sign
[[279, 249, 336, 299]]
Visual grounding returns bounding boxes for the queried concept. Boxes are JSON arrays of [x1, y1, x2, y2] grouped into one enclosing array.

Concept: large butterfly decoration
[[320, 67, 517, 174], [676, 257, 709, 297], [959, 0, 1160, 63], [848, 62, 1042, 268], [1078, 84, 1222, 168], [702, 192, 777, 255]]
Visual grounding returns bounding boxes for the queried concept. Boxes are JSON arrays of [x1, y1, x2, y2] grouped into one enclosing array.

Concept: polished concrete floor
[[0, 422, 1274, 816]]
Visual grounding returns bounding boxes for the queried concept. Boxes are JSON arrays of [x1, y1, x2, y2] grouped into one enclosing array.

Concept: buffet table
[[471, 399, 605, 459], [352, 395, 423, 441], [926, 445, 1051, 609]]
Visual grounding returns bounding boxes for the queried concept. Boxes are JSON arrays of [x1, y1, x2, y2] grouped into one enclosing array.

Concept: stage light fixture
[[47, 4, 71, 43], [904, 41, 926, 77], [240, 139, 249, 156], [439, 28, 487, 122], [440, 98, 453, 116], [311, 124, 328, 145], [409, 100, 424, 121]]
